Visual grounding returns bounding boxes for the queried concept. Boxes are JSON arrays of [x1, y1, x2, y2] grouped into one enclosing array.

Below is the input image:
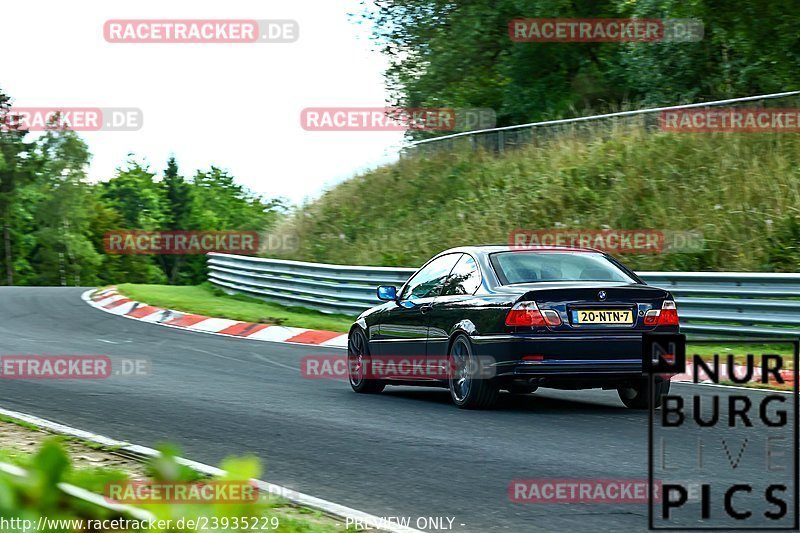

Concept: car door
[[426, 253, 483, 359], [372, 253, 461, 358]]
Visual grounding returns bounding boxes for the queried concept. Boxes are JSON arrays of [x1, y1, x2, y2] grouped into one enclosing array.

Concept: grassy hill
[[276, 128, 800, 272]]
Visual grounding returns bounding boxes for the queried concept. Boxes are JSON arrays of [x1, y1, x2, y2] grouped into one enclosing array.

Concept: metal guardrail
[[640, 272, 800, 337], [208, 253, 800, 337], [402, 91, 800, 157], [208, 253, 416, 315]]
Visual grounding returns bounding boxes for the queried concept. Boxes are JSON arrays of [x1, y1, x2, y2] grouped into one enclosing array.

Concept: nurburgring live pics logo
[[643, 332, 686, 374], [644, 335, 799, 530]]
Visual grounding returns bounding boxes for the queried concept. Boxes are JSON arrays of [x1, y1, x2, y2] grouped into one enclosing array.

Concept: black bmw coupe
[[347, 245, 679, 409]]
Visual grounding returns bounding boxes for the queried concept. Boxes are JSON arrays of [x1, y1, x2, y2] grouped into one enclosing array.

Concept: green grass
[[688, 342, 796, 369], [719, 380, 793, 391], [0, 447, 31, 467], [116, 282, 354, 332], [686, 342, 796, 389], [271, 126, 800, 272], [0, 413, 44, 432]]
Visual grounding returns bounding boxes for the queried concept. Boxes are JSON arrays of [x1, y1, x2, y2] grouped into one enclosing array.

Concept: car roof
[[437, 244, 604, 256]]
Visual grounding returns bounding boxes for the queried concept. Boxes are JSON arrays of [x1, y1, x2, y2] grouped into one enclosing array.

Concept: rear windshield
[[490, 251, 636, 285]]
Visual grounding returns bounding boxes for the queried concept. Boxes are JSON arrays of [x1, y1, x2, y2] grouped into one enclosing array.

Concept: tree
[[363, 0, 800, 137], [0, 88, 287, 287], [159, 156, 195, 284], [0, 91, 39, 284], [97, 160, 168, 284], [30, 129, 101, 286]]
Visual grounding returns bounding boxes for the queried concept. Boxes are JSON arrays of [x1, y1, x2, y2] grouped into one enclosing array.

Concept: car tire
[[348, 328, 385, 394], [448, 334, 498, 409], [618, 378, 671, 409]]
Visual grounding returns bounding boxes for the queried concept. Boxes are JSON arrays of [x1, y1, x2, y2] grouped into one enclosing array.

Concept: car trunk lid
[[502, 282, 670, 332]]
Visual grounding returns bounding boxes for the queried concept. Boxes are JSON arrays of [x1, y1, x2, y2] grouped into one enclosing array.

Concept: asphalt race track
[[0, 288, 795, 532]]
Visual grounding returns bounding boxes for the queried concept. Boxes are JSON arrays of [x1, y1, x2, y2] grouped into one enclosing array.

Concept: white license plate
[[573, 309, 633, 324]]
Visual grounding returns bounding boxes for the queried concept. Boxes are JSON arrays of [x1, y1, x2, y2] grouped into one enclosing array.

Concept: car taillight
[[644, 300, 679, 326], [505, 302, 562, 327], [541, 309, 562, 326]]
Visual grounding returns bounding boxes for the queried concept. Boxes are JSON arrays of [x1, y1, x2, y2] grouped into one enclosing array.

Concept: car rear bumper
[[470, 333, 648, 378]]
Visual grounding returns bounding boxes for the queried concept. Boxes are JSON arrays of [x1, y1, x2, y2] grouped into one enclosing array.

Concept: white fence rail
[[403, 91, 800, 156], [208, 253, 800, 337]]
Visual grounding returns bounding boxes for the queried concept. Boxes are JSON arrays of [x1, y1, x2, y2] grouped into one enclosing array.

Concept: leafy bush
[[0, 438, 338, 532]]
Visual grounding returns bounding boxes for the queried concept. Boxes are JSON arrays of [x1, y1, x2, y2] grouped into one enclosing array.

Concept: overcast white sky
[[2, 0, 404, 204]]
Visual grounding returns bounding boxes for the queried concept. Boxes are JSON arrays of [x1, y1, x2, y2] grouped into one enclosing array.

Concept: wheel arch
[[446, 321, 477, 354], [348, 322, 369, 354]]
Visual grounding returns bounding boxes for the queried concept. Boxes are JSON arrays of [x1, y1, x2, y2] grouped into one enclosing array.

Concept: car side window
[[441, 254, 481, 296], [399, 254, 461, 300]]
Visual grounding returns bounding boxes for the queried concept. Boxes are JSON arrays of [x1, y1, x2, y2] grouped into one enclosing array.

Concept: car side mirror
[[377, 285, 398, 301]]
